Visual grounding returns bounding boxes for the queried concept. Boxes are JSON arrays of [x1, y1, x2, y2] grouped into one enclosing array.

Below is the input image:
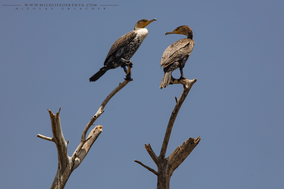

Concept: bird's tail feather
[[89, 67, 108, 82], [160, 72, 172, 89]]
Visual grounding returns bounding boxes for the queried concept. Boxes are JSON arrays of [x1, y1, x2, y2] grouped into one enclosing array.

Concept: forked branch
[[160, 78, 197, 158], [81, 79, 132, 141], [135, 78, 200, 189], [37, 79, 132, 189]]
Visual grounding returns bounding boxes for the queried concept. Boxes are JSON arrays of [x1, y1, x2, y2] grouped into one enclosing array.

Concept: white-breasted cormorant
[[90, 18, 156, 82], [160, 25, 194, 88]]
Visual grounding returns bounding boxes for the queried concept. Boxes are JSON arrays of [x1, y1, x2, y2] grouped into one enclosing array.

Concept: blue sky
[[0, 0, 283, 188]]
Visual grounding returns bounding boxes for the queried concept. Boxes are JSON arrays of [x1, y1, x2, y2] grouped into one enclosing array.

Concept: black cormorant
[[89, 18, 156, 82]]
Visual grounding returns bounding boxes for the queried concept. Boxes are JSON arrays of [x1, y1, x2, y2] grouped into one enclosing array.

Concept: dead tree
[[135, 78, 200, 189], [37, 79, 132, 189]]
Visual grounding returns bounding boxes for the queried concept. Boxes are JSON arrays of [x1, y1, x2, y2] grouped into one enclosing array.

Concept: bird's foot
[[125, 73, 133, 81], [169, 76, 178, 85], [121, 59, 133, 80], [178, 76, 186, 81]]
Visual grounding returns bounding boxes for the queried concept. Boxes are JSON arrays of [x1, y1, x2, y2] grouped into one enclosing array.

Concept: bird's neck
[[136, 28, 148, 41], [187, 32, 193, 39], [134, 26, 145, 30]]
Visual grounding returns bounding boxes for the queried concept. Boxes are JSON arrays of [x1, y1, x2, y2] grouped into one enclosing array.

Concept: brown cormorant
[[159, 25, 194, 88], [89, 18, 156, 82]]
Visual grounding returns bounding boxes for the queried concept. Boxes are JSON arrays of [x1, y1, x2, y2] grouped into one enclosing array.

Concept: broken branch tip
[[145, 144, 150, 150]]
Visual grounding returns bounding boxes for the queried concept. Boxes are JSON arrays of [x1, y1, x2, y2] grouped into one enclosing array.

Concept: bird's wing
[[160, 39, 194, 68], [104, 30, 137, 63]]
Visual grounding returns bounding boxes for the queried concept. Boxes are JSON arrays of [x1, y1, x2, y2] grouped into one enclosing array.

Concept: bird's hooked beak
[[145, 18, 157, 27], [135, 18, 157, 29], [165, 25, 193, 38], [165, 29, 180, 35]]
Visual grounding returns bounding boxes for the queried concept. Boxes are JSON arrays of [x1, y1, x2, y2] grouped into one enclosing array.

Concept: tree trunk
[[157, 159, 170, 189]]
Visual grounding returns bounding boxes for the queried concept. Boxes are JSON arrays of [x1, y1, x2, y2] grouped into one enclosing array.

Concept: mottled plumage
[[104, 31, 137, 64], [160, 25, 194, 88], [90, 18, 156, 82]]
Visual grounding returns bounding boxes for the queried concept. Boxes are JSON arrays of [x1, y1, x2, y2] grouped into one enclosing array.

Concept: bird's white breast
[[136, 28, 148, 42]]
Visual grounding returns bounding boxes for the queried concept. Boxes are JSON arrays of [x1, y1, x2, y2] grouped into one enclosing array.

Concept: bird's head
[[165, 25, 193, 39], [134, 18, 156, 30]]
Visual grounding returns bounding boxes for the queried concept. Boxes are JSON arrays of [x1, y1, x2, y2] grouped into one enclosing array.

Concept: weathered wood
[[37, 79, 132, 189], [81, 80, 131, 141], [135, 78, 200, 189], [168, 136, 200, 177], [145, 144, 158, 164], [134, 160, 158, 175]]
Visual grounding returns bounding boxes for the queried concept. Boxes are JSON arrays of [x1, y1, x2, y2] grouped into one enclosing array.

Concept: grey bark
[[37, 79, 132, 189], [135, 78, 200, 189]]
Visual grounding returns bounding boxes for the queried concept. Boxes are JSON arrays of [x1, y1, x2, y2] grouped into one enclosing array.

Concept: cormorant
[[89, 18, 156, 82], [159, 25, 194, 88]]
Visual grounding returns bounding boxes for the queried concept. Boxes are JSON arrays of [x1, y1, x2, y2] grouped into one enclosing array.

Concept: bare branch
[[81, 79, 131, 141], [37, 134, 53, 142], [170, 78, 197, 87], [44, 108, 70, 189], [168, 136, 201, 176], [72, 79, 131, 165], [39, 78, 131, 189], [137, 78, 199, 189], [72, 125, 103, 170], [47, 108, 69, 167], [160, 78, 197, 159], [145, 144, 158, 164], [134, 160, 158, 175]]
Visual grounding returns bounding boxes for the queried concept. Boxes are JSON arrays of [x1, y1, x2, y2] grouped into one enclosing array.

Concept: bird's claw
[[178, 76, 186, 81], [125, 73, 133, 81]]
